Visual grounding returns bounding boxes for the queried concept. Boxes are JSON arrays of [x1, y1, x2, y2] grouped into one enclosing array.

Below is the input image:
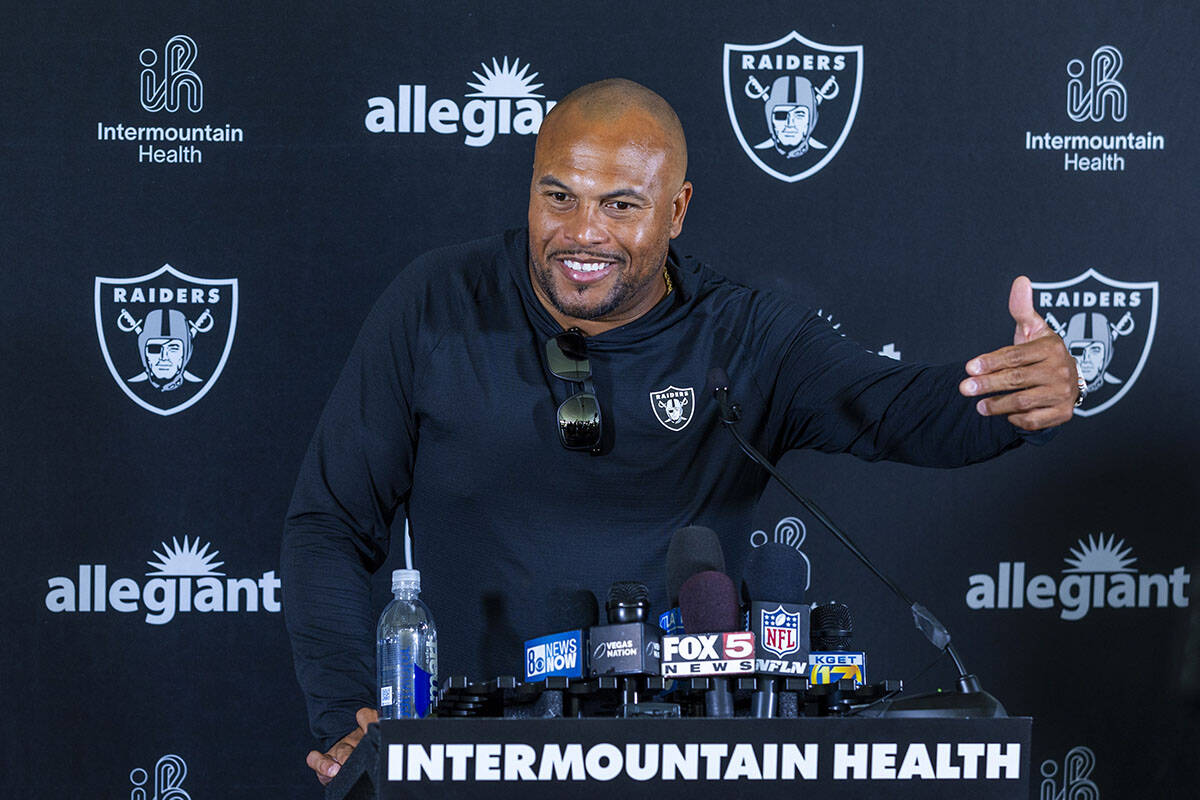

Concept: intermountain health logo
[[96, 34, 246, 164], [1032, 269, 1157, 416], [140, 35, 203, 112], [966, 534, 1189, 621], [130, 754, 190, 799], [723, 31, 862, 182], [1023, 44, 1165, 172], [95, 263, 238, 415], [365, 56, 556, 147], [1040, 746, 1098, 799], [45, 536, 281, 625]]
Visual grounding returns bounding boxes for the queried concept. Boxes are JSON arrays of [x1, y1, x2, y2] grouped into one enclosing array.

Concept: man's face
[[528, 107, 691, 333], [771, 104, 810, 147], [145, 337, 185, 380], [1069, 340, 1107, 381]]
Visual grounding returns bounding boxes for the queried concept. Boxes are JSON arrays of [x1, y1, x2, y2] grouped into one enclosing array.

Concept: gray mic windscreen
[[667, 526, 726, 608], [810, 601, 854, 650], [678, 570, 740, 633], [741, 542, 808, 603]]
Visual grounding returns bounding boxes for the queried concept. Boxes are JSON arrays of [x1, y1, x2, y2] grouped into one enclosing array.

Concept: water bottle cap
[[392, 568, 421, 592]]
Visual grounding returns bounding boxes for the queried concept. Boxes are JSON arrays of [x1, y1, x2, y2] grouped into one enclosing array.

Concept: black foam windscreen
[[545, 586, 600, 629], [741, 542, 808, 603], [666, 526, 726, 608], [810, 601, 854, 650], [678, 570, 740, 633]]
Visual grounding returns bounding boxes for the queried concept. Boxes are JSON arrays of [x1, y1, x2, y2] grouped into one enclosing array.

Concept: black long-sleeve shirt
[[282, 229, 1030, 747]]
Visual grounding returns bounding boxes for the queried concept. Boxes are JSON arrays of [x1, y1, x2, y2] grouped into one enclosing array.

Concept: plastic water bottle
[[377, 568, 438, 719]]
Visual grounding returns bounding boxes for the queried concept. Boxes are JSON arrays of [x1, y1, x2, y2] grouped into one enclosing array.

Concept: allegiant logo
[[44, 536, 280, 625], [364, 57, 556, 147], [965, 534, 1188, 621]]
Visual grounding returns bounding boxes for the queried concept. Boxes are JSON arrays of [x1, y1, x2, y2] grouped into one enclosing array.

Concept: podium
[[329, 716, 1032, 799]]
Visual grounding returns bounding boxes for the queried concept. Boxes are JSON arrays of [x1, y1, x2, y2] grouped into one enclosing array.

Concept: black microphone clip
[[707, 368, 741, 423]]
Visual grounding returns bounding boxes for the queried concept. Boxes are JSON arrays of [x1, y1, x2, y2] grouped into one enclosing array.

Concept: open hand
[[959, 276, 1079, 431]]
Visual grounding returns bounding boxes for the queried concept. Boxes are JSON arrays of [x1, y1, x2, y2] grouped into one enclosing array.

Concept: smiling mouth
[[555, 254, 620, 284]]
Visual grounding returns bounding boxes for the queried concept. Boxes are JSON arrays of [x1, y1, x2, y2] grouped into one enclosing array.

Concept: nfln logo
[[661, 632, 755, 677], [809, 651, 866, 685]]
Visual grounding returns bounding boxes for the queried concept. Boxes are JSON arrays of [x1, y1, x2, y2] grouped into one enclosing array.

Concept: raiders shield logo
[[650, 385, 694, 431], [761, 605, 802, 658], [724, 31, 863, 182], [95, 264, 238, 415], [1032, 269, 1157, 417]]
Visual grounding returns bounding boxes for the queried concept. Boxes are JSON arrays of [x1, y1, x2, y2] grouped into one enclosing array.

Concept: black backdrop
[[3, 1, 1197, 797]]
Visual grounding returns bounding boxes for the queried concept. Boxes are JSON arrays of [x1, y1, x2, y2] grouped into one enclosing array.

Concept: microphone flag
[[524, 630, 587, 680], [751, 600, 810, 675]]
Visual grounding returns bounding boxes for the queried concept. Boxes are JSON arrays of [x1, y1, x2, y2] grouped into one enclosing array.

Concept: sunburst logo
[[1063, 533, 1137, 573], [146, 535, 225, 576], [466, 57, 544, 98]]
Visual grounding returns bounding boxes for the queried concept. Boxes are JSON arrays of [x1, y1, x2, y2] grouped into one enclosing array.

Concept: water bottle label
[[414, 665, 435, 718], [380, 685, 394, 707]]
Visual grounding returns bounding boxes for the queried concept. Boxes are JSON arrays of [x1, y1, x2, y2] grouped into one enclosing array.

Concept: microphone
[[523, 588, 599, 681], [666, 570, 755, 717], [709, 367, 1007, 719], [810, 601, 853, 649], [661, 526, 726, 634], [607, 580, 649, 624], [809, 602, 867, 686], [589, 581, 662, 707], [742, 543, 811, 717]]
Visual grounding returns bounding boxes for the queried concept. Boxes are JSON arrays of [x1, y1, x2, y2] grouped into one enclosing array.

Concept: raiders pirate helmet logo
[[1033, 269, 1158, 417], [95, 264, 238, 415], [724, 30, 863, 182], [650, 385, 695, 431]]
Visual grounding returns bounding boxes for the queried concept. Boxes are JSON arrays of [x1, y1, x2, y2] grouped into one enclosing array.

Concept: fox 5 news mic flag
[[662, 632, 756, 677]]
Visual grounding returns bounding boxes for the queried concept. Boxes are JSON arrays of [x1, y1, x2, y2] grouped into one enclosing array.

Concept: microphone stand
[[712, 383, 1005, 718]]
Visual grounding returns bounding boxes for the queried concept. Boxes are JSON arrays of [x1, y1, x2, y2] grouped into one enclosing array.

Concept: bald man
[[283, 79, 1079, 784]]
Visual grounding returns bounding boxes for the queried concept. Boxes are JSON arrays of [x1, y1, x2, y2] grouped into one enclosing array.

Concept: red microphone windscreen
[[679, 570, 740, 633]]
